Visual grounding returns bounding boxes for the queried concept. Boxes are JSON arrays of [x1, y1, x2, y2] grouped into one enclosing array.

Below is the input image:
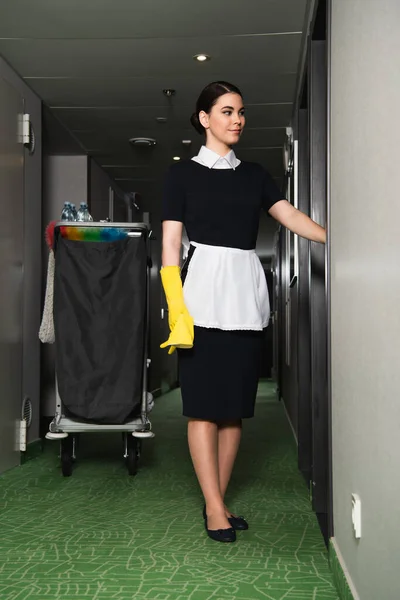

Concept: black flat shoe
[[227, 514, 249, 531], [204, 518, 236, 543], [203, 505, 248, 531]]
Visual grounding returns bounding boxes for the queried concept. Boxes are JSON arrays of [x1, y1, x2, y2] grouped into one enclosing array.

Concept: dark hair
[[190, 81, 243, 135]]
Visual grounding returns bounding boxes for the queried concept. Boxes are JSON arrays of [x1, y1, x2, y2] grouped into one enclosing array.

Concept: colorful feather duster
[[59, 226, 128, 242]]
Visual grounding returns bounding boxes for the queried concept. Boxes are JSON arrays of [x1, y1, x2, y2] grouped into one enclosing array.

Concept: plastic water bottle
[[76, 202, 93, 222], [69, 203, 78, 221], [60, 202, 74, 221]]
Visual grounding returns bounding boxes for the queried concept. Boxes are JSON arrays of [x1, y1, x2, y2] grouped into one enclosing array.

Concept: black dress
[[162, 159, 283, 420]]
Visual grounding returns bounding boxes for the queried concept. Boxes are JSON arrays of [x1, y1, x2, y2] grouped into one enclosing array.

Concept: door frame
[[309, 35, 329, 530], [326, 0, 334, 540], [0, 75, 25, 473], [291, 0, 333, 543]]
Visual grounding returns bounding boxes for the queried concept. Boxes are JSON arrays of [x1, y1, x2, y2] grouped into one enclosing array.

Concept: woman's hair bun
[[190, 112, 204, 135], [190, 81, 242, 136]]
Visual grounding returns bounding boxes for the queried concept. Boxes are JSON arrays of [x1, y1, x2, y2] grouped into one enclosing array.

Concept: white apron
[[183, 242, 270, 331]]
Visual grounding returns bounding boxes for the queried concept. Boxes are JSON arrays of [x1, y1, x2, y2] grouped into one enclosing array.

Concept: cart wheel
[[136, 439, 142, 460], [61, 452, 73, 477], [126, 437, 140, 476], [127, 446, 138, 476], [60, 436, 74, 477]]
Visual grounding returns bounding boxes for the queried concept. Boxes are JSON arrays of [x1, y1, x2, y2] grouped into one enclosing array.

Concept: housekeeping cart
[[45, 222, 154, 477]]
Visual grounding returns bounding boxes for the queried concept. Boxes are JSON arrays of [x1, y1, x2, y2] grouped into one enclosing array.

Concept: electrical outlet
[[351, 493, 362, 539]]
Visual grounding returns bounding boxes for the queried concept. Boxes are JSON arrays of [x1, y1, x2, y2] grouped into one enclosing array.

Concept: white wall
[[89, 158, 112, 221], [43, 155, 89, 223], [330, 1, 400, 598]]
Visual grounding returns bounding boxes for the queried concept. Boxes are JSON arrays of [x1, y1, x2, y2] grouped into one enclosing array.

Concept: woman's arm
[[268, 200, 326, 244], [162, 220, 183, 267]]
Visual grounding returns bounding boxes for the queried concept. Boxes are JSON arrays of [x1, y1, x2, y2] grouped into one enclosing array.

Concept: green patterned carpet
[[0, 382, 338, 600]]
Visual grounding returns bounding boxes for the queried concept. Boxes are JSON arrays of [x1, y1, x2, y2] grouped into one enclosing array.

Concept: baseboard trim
[[21, 439, 43, 464], [329, 538, 360, 600]]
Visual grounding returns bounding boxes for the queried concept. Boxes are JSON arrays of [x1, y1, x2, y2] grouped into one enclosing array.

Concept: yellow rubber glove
[[160, 266, 194, 354], [160, 312, 194, 354]]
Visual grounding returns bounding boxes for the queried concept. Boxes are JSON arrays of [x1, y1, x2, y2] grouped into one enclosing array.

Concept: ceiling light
[[156, 117, 167, 123], [173, 156, 181, 161], [193, 54, 211, 62], [129, 137, 156, 147]]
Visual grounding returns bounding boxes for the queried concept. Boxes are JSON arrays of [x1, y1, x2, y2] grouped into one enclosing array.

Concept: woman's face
[[199, 92, 245, 147]]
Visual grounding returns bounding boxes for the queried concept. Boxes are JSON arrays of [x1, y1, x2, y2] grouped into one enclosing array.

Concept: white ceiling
[[0, 0, 309, 260]]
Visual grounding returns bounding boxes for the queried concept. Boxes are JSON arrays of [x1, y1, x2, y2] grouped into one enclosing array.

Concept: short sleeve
[[161, 165, 185, 222], [262, 168, 285, 213]]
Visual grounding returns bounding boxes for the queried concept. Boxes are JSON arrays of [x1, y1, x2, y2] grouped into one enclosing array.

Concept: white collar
[[192, 145, 241, 170]]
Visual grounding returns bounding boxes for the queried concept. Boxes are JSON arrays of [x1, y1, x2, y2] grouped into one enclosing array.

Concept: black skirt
[[178, 326, 264, 421]]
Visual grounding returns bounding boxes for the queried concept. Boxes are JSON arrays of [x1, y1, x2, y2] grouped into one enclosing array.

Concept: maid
[[160, 81, 326, 543]]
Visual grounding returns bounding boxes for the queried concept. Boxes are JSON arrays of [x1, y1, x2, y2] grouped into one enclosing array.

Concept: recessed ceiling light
[[129, 137, 156, 147], [173, 156, 181, 161], [193, 54, 211, 62]]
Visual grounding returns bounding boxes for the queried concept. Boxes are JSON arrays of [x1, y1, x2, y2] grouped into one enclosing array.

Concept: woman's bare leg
[[217, 420, 242, 515], [187, 419, 231, 530]]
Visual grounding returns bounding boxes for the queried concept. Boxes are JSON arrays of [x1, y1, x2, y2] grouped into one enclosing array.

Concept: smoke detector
[[129, 137, 156, 147]]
